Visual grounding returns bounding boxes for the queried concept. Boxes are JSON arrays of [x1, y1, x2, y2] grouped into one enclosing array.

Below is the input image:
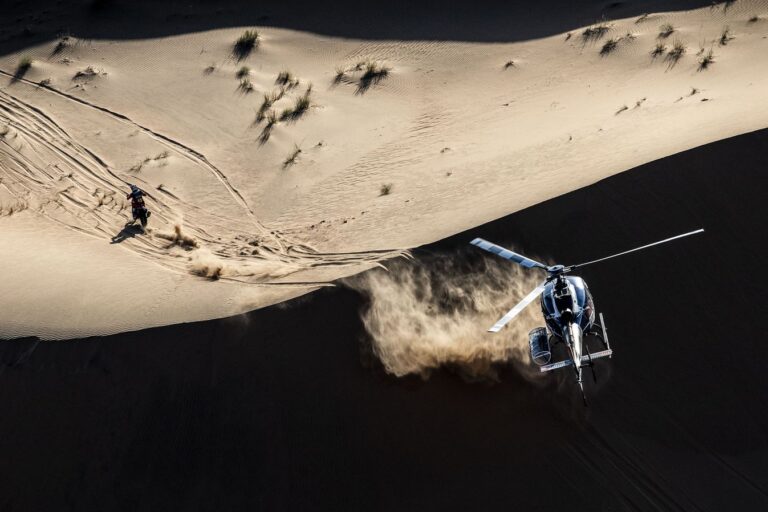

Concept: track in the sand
[[0, 77, 404, 283]]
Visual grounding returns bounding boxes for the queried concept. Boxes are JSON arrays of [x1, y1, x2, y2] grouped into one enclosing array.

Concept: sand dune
[[1, 0, 768, 337], [1, 127, 766, 511]]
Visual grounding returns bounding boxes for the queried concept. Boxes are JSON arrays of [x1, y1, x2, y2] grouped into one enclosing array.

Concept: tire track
[[0, 81, 407, 285]]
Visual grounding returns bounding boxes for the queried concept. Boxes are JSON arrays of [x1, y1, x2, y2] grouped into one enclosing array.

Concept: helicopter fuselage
[[541, 275, 596, 371]]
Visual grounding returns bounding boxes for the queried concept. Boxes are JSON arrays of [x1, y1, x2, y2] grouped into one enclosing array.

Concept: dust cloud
[[346, 252, 548, 381]]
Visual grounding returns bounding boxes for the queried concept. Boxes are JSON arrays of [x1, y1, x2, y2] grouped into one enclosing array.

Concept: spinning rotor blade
[[488, 282, 547, 333], [570, 228, 704, 270], [471, 238, 547, 270]]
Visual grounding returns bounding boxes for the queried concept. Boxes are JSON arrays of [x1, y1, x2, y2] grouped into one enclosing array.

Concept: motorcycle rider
[[126, 184, 151, 227]]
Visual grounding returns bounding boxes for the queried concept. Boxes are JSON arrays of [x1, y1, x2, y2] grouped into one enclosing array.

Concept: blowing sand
[[1, 0, 767, 338]]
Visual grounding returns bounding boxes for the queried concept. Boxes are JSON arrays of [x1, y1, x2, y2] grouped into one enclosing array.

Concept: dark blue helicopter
[[471, 229, 704, 405]]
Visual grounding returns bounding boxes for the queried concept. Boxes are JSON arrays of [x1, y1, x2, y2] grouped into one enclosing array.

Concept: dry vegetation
[[51, 35, 72, 56], [659, 24, 675, 38], [333, 60, 391, 93], [280, 84, 312, 121], [233, 29, 259, 61], [258, 111, 278, 144], [238, 78, 254, 93], [698, 49, 715, 70], [276, 71, 299, 89], [719, 26, 733, 46], [358, 61, 390, 92], [651, 43, 666, 58], [666, 39, 686, 66], [379, 183, 393, 196], [582, 22, 611, 43], [283, 144, 302, 168], [13, 56, 33, 81], [600, 38, 619, 55]]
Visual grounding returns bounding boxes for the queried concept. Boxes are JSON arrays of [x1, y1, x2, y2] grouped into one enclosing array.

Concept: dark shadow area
[[2, 128, 768, 511], [110, 222, 142, 243], [0, 0, 718, 59]]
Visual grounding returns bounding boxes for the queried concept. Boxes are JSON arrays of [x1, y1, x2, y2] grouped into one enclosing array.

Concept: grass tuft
[[582, 22, 611, 43], [233, 29, 259, 61], [719, 26, 733, 46], [52, 35, 71, 56], [659, 24, 675, 38], [651, 43, 666, 58], [280, 84, 312, 121], [255, 93, 274, 122], [333, 66, 346, 84], [698, 48, 715, 70], [358, 61, 390, 93], [12, 56, 33, 82], [600, 38, 619, 55], [379, 183, 392, 196], [276, 70, 299, 88], [237, 78, 254, 94], [236, 66, 250, 79], [257, 111, 278, 144], [666, 39, 686, 66], [282, 144, 302, 168]]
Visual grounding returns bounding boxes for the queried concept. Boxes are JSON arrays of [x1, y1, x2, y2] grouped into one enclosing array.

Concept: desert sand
[[2, 127, 766, 511], [1, 0, 767, 339]]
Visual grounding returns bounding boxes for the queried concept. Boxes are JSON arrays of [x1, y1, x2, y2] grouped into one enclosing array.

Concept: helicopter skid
[[539, 348, 613, 372]]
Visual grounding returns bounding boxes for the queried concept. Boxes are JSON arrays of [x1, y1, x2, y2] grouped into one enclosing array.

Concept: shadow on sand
[[110, 223, 143, 243]]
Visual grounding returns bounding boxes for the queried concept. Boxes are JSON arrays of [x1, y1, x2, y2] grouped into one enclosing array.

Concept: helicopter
[[470, 228, 704, 405]]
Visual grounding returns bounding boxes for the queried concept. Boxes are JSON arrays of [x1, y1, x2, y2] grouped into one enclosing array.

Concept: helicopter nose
[[570, 323, 583, 368]]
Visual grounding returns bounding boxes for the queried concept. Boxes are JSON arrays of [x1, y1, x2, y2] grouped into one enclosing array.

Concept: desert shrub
[[719, 26, 733, 46], [666, 39, 686, 65], [582, 23, 610, 42], [276, 70, 299, 88], [280, 84, 312, 121], [698, 49, 715, 70], [233, 29, 259, 60], [659, 24, 675, 38], [600, 38, 619, 55], [283, 144, 302, 168], [358, 61, 390, 92]]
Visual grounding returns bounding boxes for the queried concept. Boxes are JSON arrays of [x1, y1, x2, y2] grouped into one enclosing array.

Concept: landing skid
[[540, 313, 614, 406]]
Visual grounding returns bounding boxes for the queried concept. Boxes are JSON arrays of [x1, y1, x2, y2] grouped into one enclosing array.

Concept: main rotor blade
[[570, 228, 704, 269], [488, 282, 547, 333], [471, 238, 547, 270]]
